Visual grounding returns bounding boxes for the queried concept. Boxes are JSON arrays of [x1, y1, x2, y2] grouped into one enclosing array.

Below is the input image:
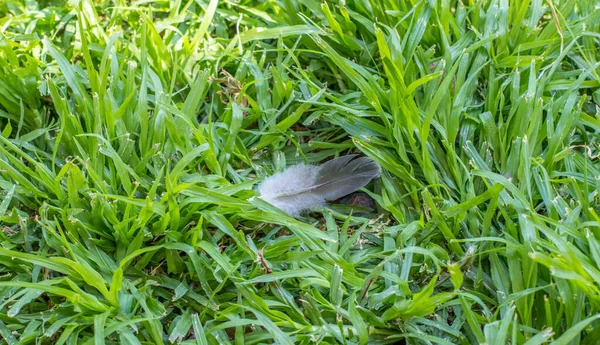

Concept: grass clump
[[1, 0, 600, 344]]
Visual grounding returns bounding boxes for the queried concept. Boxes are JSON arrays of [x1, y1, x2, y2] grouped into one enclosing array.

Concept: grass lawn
[[1, 0, 600, 343]]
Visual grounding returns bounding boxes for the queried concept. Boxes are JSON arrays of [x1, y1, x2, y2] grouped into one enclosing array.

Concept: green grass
[[0, 0, 600, 343]]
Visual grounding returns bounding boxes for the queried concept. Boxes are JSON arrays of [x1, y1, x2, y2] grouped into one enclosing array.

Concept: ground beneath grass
[[1, 0, 600, 344]]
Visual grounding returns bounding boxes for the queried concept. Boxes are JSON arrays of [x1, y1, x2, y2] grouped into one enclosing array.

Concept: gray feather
[[314, 155, 381, 200], [257, 155, 381, 216]]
